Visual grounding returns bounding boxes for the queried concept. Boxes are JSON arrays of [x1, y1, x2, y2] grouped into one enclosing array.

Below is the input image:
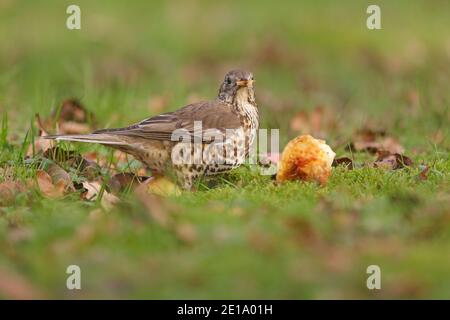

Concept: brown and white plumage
[[44, 70, 259, 189]]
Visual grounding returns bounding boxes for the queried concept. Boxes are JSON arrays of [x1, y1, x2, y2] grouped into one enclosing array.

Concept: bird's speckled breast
[[233, 88, 259, 155]]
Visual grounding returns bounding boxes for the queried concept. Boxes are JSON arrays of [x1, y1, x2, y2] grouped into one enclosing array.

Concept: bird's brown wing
[[93, 100, 243, 143]]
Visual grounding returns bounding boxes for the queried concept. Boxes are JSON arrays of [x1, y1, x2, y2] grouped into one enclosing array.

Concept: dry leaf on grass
[[35, 170, 66, 198], [35, 99, 96, 138], [43, 146, 101, 181], [55, 99, 95, 134], [81, 181, 119, 210], [46, 163, 74, 191], [373, 151, 413, 170], [54, 98, 96, 127], [348, 128, 405, 154], [378, 137, 405, 155], [43, 147, 100, 180], [28, 99, 96, 156], [332, 157, 354, 169]]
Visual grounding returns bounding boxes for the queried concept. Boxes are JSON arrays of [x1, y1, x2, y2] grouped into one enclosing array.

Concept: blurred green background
[[1, 0, 448, 146], [0, 0, 449, 299]]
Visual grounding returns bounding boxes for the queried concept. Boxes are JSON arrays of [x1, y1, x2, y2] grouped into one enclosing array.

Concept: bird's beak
[[236, 79, 254, 87]]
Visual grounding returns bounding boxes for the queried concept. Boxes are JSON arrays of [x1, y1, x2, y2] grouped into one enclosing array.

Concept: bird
[[44, 69, 259, 190]]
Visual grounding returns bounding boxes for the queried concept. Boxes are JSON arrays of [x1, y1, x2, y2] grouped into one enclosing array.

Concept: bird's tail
[[42, 133, 125, 146]]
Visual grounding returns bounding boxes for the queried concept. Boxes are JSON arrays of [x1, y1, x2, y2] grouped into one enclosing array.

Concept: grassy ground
[[0, 0, 449, 299]]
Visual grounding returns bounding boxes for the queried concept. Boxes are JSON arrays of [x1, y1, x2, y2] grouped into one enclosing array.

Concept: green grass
[[0, 0, 449, 299]]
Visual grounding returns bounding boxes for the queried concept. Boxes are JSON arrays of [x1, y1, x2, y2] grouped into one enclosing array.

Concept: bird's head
[[218, 69, 255, 105]]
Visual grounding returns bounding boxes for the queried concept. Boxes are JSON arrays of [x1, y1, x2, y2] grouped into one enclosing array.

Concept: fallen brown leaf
[[46, 163, 74, 192], [379, 137, 405, 155], [36, 170, 65, 198], [28, 99, 96, 155], [352, 138, 405, 154], [332, 157, 354, 169], [81, 181, 119, 210], [54, 98, 96, 124], [373, 151, 413, 170], [43, 147, 100, 180], [39, 98, 97, 135], [348, 128, 404, 154]]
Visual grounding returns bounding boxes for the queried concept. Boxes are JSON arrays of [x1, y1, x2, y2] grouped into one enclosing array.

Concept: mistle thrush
[[45, 70, 259, 189]]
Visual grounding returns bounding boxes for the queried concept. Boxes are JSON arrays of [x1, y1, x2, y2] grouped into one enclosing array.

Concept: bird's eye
[[226, 77, 232, 85]]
